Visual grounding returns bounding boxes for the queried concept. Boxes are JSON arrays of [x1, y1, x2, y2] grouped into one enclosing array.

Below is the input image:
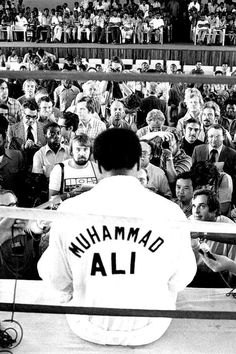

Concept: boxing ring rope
[[0, 70, 236, 323], [0, 303, 236, 320], [1, 70, 236, 84]]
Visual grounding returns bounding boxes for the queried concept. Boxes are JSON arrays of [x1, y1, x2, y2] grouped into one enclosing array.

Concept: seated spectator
[[225, 16, 236, 45], [7, 48, 19, 63], [174, 171, 194, 217], [0, 79, 23, 125], [140, 140, 172, 198], [139, 0, 150, 17], [190, 189, 235, 287], [54, 73, 81, 112], [191, 161, 233, 216], [135, 11, 150, 44], [149, 12, 164, 43], [36, 48, 56, 65], [32, 122, 70, 180], [17, 79, 37, 105], [13, 10, 28, 39], [8, 100, 46, 170], [108, 9, 121, 43], [92, 9, 106, 43], [159, 130, 192, 186], [51, 9, 63, 43], [195, 13, 210, 45], [49, 133, 99, 201], [198, 101, 233, 147], [74, 97, 106, 143], [63, 55, 77, 71], [77, 12, 92, 42], [192, 123, 236, 205], [191, 61, 205, 75], [38, 96, 61, 124], [181, 117, 203, 157], [36, 7, 52, 43], [0, 127, 24, 203], [58, 111, 79, 145], [176, 88, 204, 137], [137, 109, 174, 139], [121, 12, 134, 43], [138, 82, 168, 127], [1, 8, 14, 41]]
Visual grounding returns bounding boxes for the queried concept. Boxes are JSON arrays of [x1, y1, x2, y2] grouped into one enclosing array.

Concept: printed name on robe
[[69, 225, 164, 259]]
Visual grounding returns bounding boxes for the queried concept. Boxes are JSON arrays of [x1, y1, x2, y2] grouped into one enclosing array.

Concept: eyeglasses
[[25, 114, 37, 120], [141, 151, 151, 158]]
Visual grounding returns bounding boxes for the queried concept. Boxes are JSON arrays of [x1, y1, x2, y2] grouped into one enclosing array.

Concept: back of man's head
[[94, 128, 141, 173]]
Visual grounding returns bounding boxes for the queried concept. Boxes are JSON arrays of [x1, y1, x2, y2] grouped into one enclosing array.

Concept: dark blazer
[[192, 144, 236, 202], [0, 149, 24, 196], [139, 95, 168, 126], [7, 121, 46, 150]]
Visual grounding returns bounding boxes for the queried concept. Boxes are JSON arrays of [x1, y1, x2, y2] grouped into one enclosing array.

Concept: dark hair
[[38, 96, 52, 105], [43, 122, 60, 135], [93, 128, 141, 172], [193, 189, 221, 216], [0, 114, 9, 133], [22, 99, 38, 111], [139, 139, 155, 156], [0, 79, 7, 87], [183, 117, 201, 129], [79, 96, 95, 113], [0, 127, 6, 140], [176, 171, 193, 183], [62, 111, 79, 132], [190, 161, 220, 191]]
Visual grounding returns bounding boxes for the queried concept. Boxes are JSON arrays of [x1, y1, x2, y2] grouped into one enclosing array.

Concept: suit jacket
[[7, 121, 46, 150], [0, 149, 24, 195], [192, 144, 236, 202], [139, 95, 168, 127]]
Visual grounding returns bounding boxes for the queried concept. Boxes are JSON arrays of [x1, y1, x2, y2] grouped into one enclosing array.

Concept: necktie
[[209, 149, 218, 163], [27, 125, 34, 142]]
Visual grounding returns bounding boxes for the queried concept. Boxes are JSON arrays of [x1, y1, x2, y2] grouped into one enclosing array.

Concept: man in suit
[[0, 128, 24, 204], [138, 81, 168, 128], [7, 100, 46, 170], [192, 123, 236, 204]]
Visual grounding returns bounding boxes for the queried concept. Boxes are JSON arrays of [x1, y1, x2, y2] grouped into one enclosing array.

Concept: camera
[[161, 140, 170, 150]]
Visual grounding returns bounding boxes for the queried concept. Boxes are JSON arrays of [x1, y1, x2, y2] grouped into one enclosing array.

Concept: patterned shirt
[[54, 85, 80, 112], [76, 117, 106, 143], [0, 97, 23, 125]]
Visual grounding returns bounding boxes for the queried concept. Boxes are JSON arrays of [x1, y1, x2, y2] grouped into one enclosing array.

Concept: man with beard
[[49, 133, 99, 201], [181, 118, 203, 156], [108, 100, 130, 129], [32, 122, 70, 179]]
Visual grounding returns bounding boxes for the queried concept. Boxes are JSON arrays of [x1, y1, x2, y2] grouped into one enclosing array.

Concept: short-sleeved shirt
[[49, 159, 99, 193], [32, 144, 70, 178], [75, 117, 106, 142]]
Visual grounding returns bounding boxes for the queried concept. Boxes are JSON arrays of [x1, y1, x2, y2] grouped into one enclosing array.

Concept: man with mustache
[[49, 133, 99, 201]]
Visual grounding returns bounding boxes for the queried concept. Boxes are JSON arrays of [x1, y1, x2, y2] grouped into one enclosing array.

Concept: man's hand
[[140, 131, 173, 142], [13, 219, 27, 231], [24, 139, 35, 149], [200, 252, 236, 274]]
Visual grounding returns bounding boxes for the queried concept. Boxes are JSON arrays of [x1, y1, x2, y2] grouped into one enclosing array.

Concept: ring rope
[[0, 303, 235, 320], [0, 70, 235, 84]]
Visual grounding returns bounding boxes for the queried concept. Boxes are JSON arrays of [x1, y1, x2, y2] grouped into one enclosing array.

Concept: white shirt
[[38, 175, 196, 346]]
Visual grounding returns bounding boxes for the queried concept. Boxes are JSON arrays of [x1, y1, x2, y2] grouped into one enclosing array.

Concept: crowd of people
[[0, 52, 235, 289], [1, 0, 236, 44]]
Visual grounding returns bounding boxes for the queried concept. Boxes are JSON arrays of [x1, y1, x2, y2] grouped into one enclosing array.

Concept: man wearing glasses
[[8, 100, 46, 169]]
